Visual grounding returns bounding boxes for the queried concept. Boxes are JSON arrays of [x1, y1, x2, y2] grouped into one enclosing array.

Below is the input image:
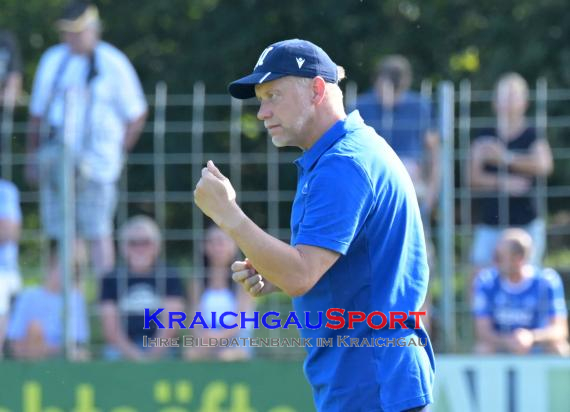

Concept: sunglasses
[[127, 238, 154, 247]]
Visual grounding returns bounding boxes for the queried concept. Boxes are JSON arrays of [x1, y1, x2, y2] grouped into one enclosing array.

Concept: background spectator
[[25, 2, 147, 277], [0, 29, 22, 107], [472, 228, 569, 355], [0, 178, 21, 358], [355, 55, 440, 224], [469, 72, 553, 273], [6, 261, 89, 361], [100, 215, 185, 361], [186, 225, 254, 361]]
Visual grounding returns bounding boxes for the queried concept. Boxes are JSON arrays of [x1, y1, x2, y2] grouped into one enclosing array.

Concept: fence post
[[191, 82, 206, 279], [230, 94, 243, 192], [153, 82, 168, 241], [61, 89, 77, 360], [0, 89, 15, 180], [535, 77, 548, 259], [438, 81, 456, 352]]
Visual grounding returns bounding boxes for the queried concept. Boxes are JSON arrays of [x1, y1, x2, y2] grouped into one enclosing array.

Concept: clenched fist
[[194, 160, 242, 229]]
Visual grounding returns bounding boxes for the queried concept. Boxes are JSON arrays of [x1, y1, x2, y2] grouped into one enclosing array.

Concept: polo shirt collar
[[295, 110, 365, 172]]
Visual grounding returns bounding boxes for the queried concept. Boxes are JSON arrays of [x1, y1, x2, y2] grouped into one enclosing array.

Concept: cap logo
[[296, 57, 305, 69], [255, 46, 274, 69]]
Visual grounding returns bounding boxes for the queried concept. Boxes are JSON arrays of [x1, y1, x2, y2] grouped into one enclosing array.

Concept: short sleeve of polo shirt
[[294, 154, 374, 255]]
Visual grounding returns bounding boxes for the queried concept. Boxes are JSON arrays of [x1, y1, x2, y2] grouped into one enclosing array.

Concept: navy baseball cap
[[228, 39, 339, 99]]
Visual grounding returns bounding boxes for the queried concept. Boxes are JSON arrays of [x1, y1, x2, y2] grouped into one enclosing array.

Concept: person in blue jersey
[[194, 39, 434, 412], [473, 228, 569, 355]]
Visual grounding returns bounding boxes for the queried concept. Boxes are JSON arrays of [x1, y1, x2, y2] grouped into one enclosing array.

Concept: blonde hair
[[500, 228, 533, 260], [494, 72, 529, 102], [289, 75, 345, 114], [337, 66, 346, 82], [119, 215, 162, 250]]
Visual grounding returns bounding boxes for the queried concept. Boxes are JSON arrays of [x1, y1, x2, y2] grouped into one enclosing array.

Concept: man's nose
[[257, 102, 271, 120]]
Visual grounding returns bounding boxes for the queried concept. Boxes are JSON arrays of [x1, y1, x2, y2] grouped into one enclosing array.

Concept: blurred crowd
[[0, 2, 568, 361]]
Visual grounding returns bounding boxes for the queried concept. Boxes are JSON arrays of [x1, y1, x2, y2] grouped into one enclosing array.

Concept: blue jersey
[[291, 111, 434, 412], [355, 90, 434, 162], [473, 266, 568, 332]]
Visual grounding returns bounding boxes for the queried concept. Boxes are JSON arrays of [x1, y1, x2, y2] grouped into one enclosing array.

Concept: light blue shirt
[[0, 179, 20, 274], [7, 286, 89, 347]]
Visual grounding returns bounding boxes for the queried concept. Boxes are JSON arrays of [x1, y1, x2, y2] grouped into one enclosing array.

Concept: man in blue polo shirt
[[194, 39, 434, 412]]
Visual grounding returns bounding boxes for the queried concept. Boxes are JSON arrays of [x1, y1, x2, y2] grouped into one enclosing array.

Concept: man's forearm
[[112, 332, 143, 359], [0, 221, 20, 243], [532, 324, 568, 343], [508, 154, 551, 176], [476, 320, 509, 349], [123, 113, 147, 152], [222, 208, 310, 296], [479, 331, 508, 349], [2, 73, 21, 106], [470, 170, 500, 191]]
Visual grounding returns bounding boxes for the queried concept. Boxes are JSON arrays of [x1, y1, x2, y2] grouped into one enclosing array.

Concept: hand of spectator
[[147, 346, 168, 361], [231, 259, 279, 297], [124, 345, 146, 362], [194, 160, 242, 229], [69, 346, 91, 362], [499, 175, 532, 195], [508, 328, 534, 354], [476, 139, 506, 166]]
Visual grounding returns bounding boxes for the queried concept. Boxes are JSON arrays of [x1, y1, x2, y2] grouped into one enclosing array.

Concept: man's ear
[[312, 76, 326, 104]]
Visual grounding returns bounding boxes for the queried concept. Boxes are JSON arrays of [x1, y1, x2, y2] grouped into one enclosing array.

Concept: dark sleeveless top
[[472, 127, 539, 226]]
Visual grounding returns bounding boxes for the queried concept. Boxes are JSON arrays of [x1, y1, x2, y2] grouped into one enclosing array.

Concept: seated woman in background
[[186, 225, 255, 361], [100, 215, 185, 361]]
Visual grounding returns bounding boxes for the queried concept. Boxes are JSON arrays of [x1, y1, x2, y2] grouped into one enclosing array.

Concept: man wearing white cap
[[26, 2, 147, 277]]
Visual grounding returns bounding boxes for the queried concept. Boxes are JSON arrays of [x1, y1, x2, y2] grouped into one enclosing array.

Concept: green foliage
[[1, 0, 569, 93]]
